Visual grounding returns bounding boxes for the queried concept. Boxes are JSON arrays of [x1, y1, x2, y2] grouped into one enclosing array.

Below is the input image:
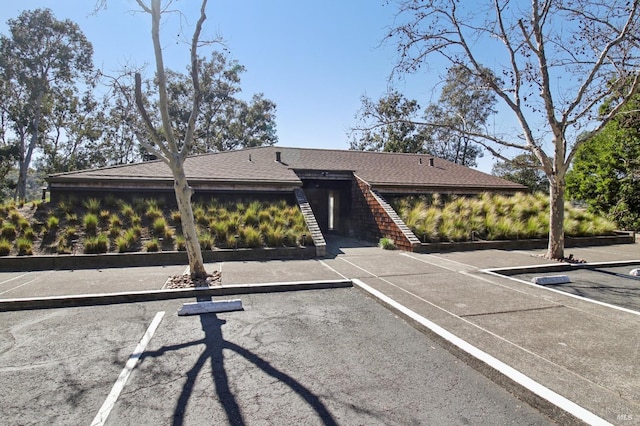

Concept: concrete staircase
[[294, 188, 327, 256]]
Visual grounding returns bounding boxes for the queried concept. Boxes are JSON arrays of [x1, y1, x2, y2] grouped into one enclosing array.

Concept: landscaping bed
[[0, 197, 312, 258]]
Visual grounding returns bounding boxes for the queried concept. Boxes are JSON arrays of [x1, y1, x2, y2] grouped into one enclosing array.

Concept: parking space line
[[483, 269, 640, 317], [91, 311, 165, 426], [0, 273, 30, 286], [0, 271, 52, 296], [352, 278, 611, 426], [319, 260, 348, 279]]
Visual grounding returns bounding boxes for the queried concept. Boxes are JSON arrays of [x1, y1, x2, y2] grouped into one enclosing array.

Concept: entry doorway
[[302, 180, 351, 235]]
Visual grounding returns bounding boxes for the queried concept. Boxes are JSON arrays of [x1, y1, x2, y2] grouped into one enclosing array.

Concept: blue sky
[[0, 1, 495, 171]]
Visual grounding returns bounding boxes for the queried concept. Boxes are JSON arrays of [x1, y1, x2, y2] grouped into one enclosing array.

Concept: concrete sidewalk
[[1, 238, 638, 424]]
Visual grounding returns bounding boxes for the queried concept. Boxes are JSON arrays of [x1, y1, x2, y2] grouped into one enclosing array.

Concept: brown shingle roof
[[48, 146, 525, 192]]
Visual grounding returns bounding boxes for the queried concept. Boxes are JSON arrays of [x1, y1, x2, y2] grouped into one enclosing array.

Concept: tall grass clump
[[1, 223, 17, 240], [83, 213, 99, 235], [175, 235, 186, 251], [120, 202, 135, 219], [84, 233, 109, 254], [199, 231, 215, 250], [16, 237, 33, 256], [83, 198, 101, 214], [144, 238, 160, 252], [46, 215, 60, 231], [0, 238, 11, 256], [241, 226, 263, 248]]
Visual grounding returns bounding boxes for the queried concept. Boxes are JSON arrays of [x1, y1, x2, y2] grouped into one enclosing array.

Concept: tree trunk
[[547, 179, 565, 259], [16, 94, 43, 201], [172, 162, 207, 279]]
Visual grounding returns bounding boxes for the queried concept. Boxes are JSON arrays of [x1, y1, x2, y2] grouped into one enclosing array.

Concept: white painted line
[[351, 278, 612, 426], [91, 311, 165, 426], [483, 269, 640, 317], [0, 272, 30, 286], [399, 251, 477, 273], [319, 260, 348, 280], [0, 271, 52, 296]]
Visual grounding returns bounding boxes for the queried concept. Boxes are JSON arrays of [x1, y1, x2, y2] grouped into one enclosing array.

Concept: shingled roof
[[48, 146, 525, 193]]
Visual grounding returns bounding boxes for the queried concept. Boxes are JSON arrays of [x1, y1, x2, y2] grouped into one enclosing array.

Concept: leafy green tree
[[387, 0, 640, 259], [0, 8, 94, 200], [349, 91, 423, 153], [567, 107, 640, 230], [349, 66, 492, 167], [165, 52, 278, 153], [37, 90, 104, 173], [417, 66, 494, 167], [492, 154, 548, 194]]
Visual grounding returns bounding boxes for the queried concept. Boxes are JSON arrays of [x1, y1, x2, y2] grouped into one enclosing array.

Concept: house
[[47, 146, 525, 252]]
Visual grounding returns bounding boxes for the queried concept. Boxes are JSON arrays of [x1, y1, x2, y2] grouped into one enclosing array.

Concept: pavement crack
[[459, 304, 564, 318]]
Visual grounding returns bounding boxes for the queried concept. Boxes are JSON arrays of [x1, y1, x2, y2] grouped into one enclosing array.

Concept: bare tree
[[388, 0, 640, 259], [133, 0, 208, 278]]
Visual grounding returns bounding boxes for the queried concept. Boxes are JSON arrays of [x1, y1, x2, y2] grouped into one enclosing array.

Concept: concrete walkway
[[1, 237, 638, 424]]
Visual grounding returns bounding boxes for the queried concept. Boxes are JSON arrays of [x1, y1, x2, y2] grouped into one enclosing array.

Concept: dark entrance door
[[302, 179, 351, 235]]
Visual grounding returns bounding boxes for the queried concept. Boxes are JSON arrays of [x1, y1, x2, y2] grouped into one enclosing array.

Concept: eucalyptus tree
[[349, 66, 492, 167], [0, 8, 94, 201], [349, 91, 423, 153], [130, 0, 210, 278], [387, 0, 640, 259], [165, 52, 278, 154]]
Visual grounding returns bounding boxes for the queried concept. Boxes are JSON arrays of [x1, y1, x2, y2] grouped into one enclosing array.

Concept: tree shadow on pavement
[[142, 313, 337, 426]]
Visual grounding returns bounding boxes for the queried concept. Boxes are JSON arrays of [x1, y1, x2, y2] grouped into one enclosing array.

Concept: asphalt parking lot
[[501, 262, 640, 313], [0, 288, 553, 425]]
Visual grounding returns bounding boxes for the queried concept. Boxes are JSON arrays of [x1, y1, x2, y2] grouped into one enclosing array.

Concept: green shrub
[[1, 223, 17, 240], [199, 232, 215, 250], [131, 214, 142, 226], [152, 217, 168, 236], [65, 212, 78, 223], [84, 233, 109, 254], [47, 215, 60, 231], [56, 238, 72, 254], [57, 200, 75, 214], [18, 218, 30, 231], [120, 202, 135, 218], [109, 214, 122, 229], [0, 238, 10, 256], [108, 226, 121, 239], [146, 206, 163, 222], [99, 210, 111, 224], [9, 210, 22, 224], [144, 238, 160, 252], [163, 227, 174, 241], [241, 227, 263, 248], [175, 235, 186, 251], [83, 198, 101, 214], [115, 235, 132, 253], [379, 237, 396, 250], [265, 226, 285, 247], [83, 213, 99, 235], [170, 210, 181, 225], [210, 220, 229, 240], [258, 210, 272, 223], [22, 227, 36, 241], [16, 237, 33, 256], [65, 227, 77, 241]]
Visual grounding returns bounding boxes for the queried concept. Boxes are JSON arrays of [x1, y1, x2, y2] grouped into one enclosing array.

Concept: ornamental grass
[[393, 192, 617, 243]]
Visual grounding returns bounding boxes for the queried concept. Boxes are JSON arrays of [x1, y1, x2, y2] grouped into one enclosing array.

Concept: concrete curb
[[0, 279, 353, 311], [0, 246, 317, 272], [485, 259, 640, 276], [418, 233, 635, 253]]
